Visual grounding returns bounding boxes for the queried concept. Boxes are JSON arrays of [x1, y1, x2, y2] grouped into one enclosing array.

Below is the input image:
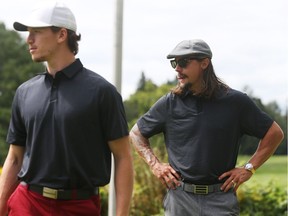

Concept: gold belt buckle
[[43, 187, 58, 199], [194, 185, 209, 195]]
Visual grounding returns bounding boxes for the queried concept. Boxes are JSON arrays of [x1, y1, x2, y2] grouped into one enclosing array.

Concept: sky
[[0, 0, 287, 112]]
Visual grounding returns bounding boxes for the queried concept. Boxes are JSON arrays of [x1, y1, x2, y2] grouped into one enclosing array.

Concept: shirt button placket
[[50, 80, 58, 103]]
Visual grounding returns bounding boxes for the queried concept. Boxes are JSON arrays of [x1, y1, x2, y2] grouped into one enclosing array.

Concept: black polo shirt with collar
[[137, 89, 273, 184], [7, 59, 128, 189]]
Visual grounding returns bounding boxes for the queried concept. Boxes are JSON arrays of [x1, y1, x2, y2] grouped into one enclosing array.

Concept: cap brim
[[167, 53, 211, 59], [13, 20, 52, 31]]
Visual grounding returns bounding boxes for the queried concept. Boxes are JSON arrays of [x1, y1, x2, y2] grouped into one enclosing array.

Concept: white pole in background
[[113, 0, 124, 92], [108, 0, 124, 215]]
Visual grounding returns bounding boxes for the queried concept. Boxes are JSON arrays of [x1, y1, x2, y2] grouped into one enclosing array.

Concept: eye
[[31, 28, 43, 33]]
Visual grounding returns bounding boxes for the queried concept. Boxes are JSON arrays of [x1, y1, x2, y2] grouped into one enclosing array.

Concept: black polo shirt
[[7, 59, 128, 189], [137, 89, 273, 184]]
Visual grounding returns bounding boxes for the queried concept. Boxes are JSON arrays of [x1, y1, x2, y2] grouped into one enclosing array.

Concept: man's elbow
[[272, 121, 284, 145]]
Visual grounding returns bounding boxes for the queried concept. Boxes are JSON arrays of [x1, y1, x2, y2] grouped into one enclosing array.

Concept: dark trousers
[[8, 184, 101, 216], [163, 186, 239, 216]]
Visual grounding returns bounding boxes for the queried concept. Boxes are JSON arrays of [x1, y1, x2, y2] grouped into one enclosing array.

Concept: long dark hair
[[51, 26, 81, 55], [172, 60, 229, 99]]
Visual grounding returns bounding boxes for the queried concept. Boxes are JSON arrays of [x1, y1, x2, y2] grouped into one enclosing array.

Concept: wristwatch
[[244, 163, 256, 174]]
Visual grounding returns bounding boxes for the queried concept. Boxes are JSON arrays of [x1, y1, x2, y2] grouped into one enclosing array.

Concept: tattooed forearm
[[130, 124, 160, 167]]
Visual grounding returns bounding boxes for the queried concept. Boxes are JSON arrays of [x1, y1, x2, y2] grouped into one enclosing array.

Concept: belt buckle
[[194, 185, 209, 195], [43, 187, 58, 199]]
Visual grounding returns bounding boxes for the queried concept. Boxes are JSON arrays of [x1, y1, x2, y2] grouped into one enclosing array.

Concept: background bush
[[237, 181, 287, 216]]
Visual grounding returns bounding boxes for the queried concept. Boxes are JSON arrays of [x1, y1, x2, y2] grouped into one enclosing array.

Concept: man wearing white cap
[[0, 2, 133, 216], [130, 39, 283, 215]]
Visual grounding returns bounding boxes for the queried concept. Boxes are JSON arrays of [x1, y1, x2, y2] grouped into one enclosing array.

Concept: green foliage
[[0, 108, 10, 162], [0, 23, 45, 164], [124, 79, 173, 125], [136, 71, 147, 91], [100, 187, 109, 216], [239, 92, 287, 155], [237, 156, 287, 188], [130, 146, 167, 216], [237, 181, 287, 216], [129, 135, 169, 215]]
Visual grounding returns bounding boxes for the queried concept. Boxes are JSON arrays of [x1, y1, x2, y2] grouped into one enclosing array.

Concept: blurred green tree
[[0, 23, 44, 164]]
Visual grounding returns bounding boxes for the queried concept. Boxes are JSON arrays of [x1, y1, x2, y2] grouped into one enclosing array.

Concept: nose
[[175, 64, 183, 73], [26, 33, 34, 44]]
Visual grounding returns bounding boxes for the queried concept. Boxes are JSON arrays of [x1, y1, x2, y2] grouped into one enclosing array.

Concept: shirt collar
[[61, 58, 83, 79], [41, 58, 83, 78]]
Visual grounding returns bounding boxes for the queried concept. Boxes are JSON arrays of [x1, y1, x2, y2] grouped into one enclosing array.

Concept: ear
[[201, 58, 210, 70], [57, 28, 68, 43]]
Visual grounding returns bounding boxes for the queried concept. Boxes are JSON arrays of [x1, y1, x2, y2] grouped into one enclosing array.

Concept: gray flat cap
[[167, 39, 212, 59]]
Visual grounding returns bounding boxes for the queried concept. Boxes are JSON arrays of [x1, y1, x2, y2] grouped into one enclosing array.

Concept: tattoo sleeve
[[130, 124, 159, 168]]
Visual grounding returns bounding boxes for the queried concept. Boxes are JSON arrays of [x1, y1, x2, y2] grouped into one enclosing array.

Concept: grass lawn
[[237, 155, 287, 189]]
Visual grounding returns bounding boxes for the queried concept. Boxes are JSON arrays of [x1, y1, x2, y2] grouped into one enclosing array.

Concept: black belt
[[20, 182, 99, 200], [180, 182, 222, 195]]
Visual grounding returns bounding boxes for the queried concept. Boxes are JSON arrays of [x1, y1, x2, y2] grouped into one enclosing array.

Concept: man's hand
[[218, 167, 253, 192], [151, 162, 181, 189]]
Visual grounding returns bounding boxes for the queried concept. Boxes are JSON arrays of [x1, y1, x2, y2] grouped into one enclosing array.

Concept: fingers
[[170, 168, 181, 180], [162, 172, 179, 189], [231, 180, 236, 187], [219, 170, 239, 192], [163, 168, 181, 189], [219, 167, 251, 192], [221, 178, 239, 192], [152, 163, 181, 189], [218, 170, 231, 181], [231, 180, 238, 190]]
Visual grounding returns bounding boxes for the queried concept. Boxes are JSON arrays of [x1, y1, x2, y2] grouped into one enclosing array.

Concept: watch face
[[246, 163, 253, 170], [245, 163, 255, 173]]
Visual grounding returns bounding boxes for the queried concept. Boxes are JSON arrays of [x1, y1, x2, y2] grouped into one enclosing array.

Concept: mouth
[[177, 74, 187, 81], [29, 47, 37, 53]]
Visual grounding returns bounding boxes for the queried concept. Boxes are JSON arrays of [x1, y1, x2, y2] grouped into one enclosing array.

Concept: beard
[[172, 80, 194, 97], [179, 82, 192, 95]]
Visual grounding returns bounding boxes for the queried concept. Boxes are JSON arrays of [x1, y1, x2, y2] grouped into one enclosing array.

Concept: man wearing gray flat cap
[[167, 39, 212, 59], [130, 39, 283, 215]]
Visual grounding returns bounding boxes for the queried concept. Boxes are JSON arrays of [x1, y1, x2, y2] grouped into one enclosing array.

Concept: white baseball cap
[[13, 1, 77, 32]]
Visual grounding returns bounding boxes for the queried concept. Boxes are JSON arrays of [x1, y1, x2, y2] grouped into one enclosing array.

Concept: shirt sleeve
[[239, 93, 273, 139], [6, 88, 27, 146], [99, 84, 129, 141], [137, 94, 169, 138]]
